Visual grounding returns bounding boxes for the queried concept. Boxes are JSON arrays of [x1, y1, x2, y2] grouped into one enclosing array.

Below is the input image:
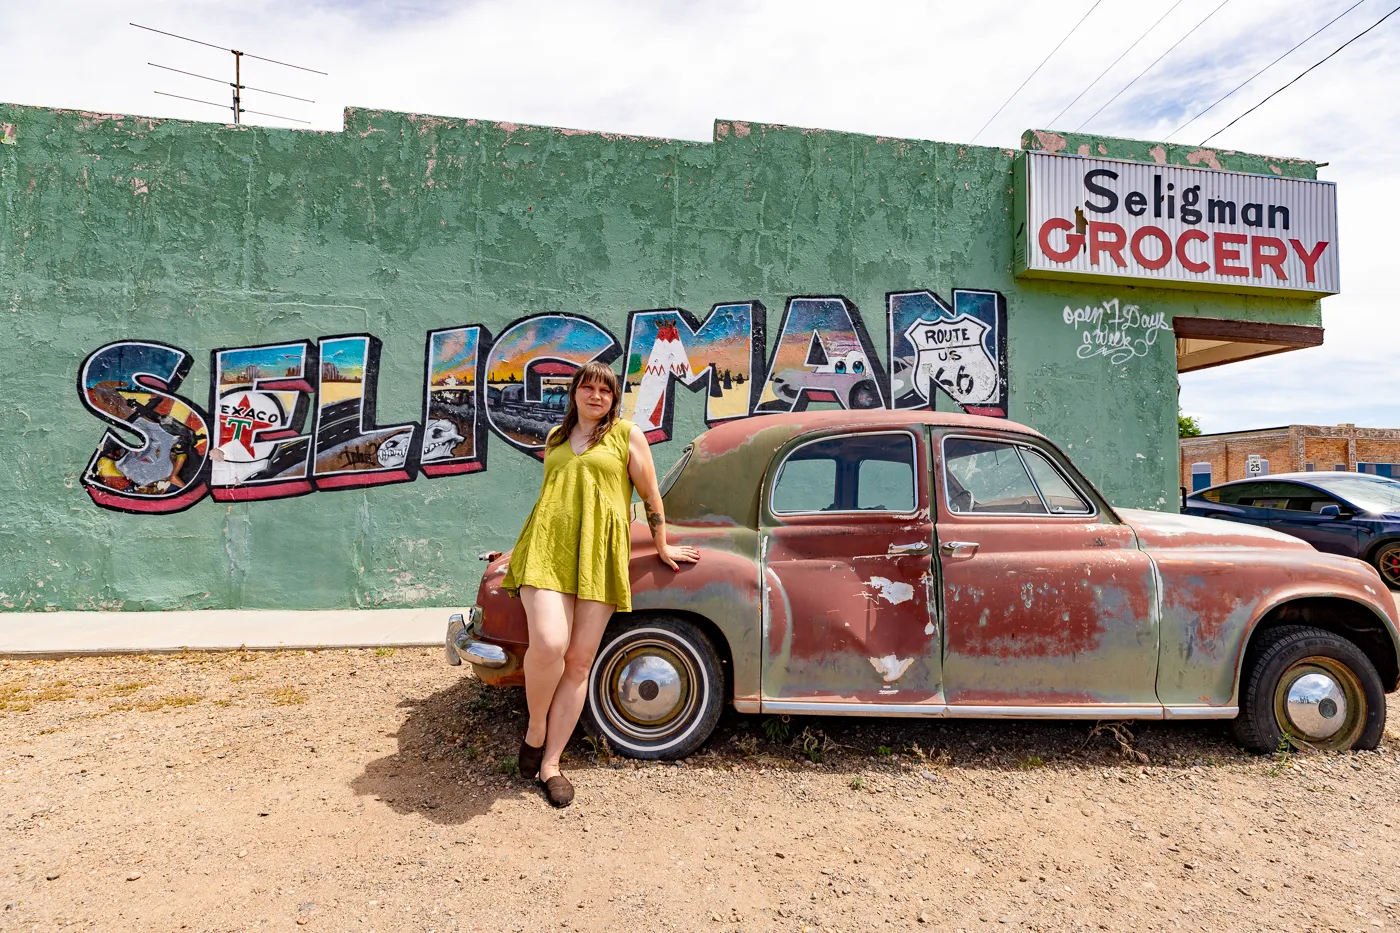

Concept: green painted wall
[[0, 104, 1322, 613]]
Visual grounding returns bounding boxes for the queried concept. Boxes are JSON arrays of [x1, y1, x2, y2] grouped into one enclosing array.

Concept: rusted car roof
[[665, 409, 1049, 527]]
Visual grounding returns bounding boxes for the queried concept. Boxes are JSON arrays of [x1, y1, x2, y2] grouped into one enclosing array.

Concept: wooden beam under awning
[[1173, 316, 1324, 374]]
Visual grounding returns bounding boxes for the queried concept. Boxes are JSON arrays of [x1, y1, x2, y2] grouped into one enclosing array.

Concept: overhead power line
[[970, 0, 1106, 143], [1200, 2, 1400, 145], [1076, 0, 1233, 132], [1048, 0, 1186, 128], [1168, 0, 1365, 140]]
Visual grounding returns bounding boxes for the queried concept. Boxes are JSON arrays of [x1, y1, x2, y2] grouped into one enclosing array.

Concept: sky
[[3, 0, 1397, 432]]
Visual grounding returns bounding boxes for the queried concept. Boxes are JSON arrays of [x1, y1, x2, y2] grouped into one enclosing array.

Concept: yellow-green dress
[[502, 419, 635, 612]]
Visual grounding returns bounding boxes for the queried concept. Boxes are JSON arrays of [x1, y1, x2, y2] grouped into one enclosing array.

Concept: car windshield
[[1312, 476, 1400, 514], [658, 445, 692, 497]]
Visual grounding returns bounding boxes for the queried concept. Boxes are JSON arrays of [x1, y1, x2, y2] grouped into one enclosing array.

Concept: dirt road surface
[[3, 647, 1399, 933]]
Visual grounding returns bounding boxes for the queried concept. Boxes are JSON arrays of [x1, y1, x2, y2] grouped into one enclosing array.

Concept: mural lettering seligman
[[77, 289, 1008, 514]]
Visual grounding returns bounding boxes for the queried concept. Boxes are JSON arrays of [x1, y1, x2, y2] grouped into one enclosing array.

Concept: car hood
[[1118, 508, 1314, 551]]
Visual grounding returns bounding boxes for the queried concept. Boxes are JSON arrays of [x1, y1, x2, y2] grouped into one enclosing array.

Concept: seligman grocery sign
[[1013, 152, 1339, 297]]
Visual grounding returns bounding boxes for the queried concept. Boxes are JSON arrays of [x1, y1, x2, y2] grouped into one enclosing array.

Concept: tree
[[1179, 411, 1202, 438]]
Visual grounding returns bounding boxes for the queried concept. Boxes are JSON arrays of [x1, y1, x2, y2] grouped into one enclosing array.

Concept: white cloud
[[2, 0, 1395, 433]]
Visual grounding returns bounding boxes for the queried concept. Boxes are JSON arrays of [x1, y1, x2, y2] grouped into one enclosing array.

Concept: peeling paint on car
[[867, 576, 915, 605], [868, 654, 915, 683]]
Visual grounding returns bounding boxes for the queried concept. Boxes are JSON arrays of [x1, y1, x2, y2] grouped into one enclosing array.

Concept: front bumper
[[445, 609, 508, 669]]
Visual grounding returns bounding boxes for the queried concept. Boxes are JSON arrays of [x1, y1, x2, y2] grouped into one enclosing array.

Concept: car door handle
[[887, 541, 930, 555], [939, 541, 980, 558]]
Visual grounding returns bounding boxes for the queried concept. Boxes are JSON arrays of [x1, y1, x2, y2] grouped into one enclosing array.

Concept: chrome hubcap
[[596, 637, 698, 743], [615, 653, 684, 723], [1285, 672, 1348, 739]]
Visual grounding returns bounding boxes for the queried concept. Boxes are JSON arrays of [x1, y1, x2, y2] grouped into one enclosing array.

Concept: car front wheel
[[583, 614, 724, 761], [1233, 624, 1385, 752]]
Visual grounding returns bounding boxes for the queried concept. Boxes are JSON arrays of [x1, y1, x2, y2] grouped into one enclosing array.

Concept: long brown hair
[[546, 360, 622, 450]]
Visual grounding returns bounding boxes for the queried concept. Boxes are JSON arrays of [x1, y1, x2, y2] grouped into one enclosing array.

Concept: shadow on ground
[[351, 670, 1256, 826]]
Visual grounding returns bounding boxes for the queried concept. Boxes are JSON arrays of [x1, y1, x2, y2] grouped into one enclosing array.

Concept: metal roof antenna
[[133, 22, 327, 127]]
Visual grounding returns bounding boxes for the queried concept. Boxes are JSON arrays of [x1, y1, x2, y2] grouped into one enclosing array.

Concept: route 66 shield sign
[[903, 314, 999, 407]]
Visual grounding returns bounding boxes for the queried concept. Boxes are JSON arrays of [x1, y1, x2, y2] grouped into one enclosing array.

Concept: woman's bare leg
[[539, 598, 614, 780], [520, 586, 574, 748]]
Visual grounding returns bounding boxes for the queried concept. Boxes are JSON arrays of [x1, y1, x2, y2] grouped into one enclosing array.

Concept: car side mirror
[[1179, 486, 1187, 511], [1318, 504, 1342, 517]]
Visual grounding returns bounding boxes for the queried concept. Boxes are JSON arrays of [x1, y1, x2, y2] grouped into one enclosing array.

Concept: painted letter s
[[78, 341, 211, 514]]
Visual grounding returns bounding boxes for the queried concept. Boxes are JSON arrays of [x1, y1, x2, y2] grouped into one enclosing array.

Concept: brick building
[[1180, 424, 1400, 491]]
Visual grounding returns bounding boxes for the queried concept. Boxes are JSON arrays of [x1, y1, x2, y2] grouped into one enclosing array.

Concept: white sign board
[[902, 314, 998, 407], [1246, 455, 1263, 477], [1018, 152, 1339, 296]]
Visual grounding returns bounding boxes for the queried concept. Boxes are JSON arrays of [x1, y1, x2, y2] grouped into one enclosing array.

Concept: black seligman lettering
[[1208, 198, 1237, 224], [1083, 169, 1119, 213]]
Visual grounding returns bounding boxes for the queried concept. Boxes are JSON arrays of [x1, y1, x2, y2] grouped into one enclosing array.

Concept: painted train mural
[[78, 288, 1007, 514]]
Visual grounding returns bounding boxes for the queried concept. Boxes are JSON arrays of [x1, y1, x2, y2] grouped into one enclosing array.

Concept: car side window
[[771, 457, 838, 513], [942, 438, 1047, 514], [856, 456, 915, 511], [771, 432, 917, 514], [1257, 482, 1342, 513], [1021, 449, 1091, 514], [1209, 481, 1323, 510], [1204, 482, 1261, 505]]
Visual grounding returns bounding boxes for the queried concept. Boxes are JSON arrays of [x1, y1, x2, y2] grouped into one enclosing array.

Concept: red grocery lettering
[[1129, 226, 1172, 271], [1214, 232, 1248, 277], [1037, 217, 1084, 263], [1087, 221, 1127, 268], [1289, 239, 1329, 284], [1176, 229, 1209, 273], [1251, 236, 1288, 281]]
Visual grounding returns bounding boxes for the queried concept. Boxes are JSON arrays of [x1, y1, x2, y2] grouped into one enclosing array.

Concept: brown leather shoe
[[540, 774, 574, 808], [517, 739, 544, 780]]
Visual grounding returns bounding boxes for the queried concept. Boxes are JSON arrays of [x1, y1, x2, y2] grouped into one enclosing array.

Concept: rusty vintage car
[[447, 411, 1400, 759]]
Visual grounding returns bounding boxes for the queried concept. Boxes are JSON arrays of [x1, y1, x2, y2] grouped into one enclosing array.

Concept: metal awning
[[1174, 316, 1324, 373]]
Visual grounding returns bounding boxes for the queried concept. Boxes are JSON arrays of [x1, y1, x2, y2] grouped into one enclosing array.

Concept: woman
[[501, 361, 700, 807]]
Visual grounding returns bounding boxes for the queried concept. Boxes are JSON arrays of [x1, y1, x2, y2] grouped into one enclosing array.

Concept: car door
[[1262, 482, 1366, 556], [760, 427, 941, 712], [935, 431, 1160, 712]]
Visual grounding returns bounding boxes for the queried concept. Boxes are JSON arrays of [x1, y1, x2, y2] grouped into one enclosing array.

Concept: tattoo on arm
[[645, 500, 663, 537]]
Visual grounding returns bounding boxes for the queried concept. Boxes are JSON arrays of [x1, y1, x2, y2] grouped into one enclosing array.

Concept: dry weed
[[1, 680, 76, 712], [137, 694, 203, 712], [268, 686, 307, 706], [1082, 721, 1150, 763]]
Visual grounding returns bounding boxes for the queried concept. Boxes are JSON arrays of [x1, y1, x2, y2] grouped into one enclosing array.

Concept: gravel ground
[[3, 647, 1399, 933]]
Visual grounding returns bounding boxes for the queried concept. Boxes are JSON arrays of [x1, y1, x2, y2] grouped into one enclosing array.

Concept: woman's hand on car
[[658, 543, 701, 571]]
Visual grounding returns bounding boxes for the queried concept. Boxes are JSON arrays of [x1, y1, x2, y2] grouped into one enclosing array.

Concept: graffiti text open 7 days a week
[[76, 288, 1008, 514]]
